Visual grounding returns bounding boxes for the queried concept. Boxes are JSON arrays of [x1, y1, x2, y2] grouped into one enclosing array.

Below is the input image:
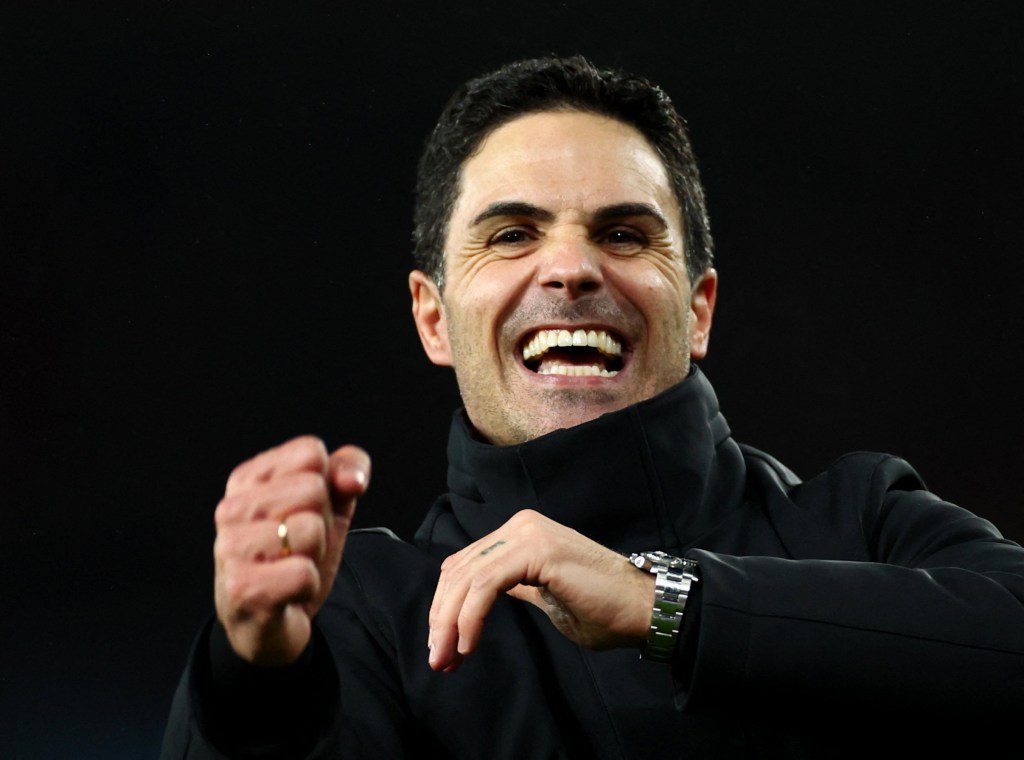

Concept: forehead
[[451, 110, 680, 225]]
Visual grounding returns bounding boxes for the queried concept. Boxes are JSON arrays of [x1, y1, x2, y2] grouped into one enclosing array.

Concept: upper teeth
[[522, 328, 622, 361]]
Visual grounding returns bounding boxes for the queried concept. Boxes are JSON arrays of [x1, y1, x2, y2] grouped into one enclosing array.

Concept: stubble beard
[[445, 297, 693, 446]]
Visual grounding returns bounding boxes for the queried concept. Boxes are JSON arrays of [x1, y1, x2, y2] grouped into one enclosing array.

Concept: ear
[[688, 267, 718, 360], [409, 270, 453, 367]]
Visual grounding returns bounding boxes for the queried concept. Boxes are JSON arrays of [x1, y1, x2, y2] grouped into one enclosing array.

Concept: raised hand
[[213, 436, 371, 666], [427, 509, 655, 672]]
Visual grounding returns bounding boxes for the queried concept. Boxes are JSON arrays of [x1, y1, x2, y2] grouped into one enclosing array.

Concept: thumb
[[328, 444, 372, 521]]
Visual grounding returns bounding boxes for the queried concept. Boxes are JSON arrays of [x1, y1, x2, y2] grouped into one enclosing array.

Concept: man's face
[[410, 110, 717, 445]]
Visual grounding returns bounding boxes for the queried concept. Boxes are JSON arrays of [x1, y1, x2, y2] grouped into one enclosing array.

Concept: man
[[162, 56, 1024, 758]]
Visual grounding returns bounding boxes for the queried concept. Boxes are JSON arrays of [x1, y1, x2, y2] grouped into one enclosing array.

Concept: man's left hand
[[427, 509, 655, 672]]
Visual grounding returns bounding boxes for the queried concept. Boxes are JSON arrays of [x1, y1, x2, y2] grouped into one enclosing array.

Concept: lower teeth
[[538, 365, 618, 377]]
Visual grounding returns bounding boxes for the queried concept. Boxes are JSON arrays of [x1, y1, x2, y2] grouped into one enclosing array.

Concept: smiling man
[[409, 108, 714, 444], [163, 57, 1024, 759]]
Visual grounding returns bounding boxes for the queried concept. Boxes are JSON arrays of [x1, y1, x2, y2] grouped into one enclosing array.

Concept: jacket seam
[[861, 454, 892, 561], [629, 407, 675, 550], [514, 447, 545, 516]]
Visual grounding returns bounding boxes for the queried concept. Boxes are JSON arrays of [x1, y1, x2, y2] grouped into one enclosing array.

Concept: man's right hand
[[213, 436, 371, 666]]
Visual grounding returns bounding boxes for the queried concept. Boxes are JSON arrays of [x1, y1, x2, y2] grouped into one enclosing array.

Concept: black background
[[2, 2, 1022, 756]]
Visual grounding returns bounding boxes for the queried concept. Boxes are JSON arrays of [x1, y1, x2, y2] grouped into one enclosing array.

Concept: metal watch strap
[[629, 552, 699, 663]]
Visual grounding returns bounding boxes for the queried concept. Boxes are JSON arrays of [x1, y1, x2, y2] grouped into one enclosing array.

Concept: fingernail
[[457, 634, 467, 655], [353, 468, 367, 487]]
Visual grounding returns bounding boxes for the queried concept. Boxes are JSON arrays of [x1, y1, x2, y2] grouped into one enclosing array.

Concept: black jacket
[[162, 366, 1024, 758]]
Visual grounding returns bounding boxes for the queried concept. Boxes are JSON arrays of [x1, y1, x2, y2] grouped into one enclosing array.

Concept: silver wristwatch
[[628, 550, 699, 663]]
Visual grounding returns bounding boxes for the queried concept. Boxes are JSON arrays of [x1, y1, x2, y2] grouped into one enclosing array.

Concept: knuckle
[[223, 573, 248, 611], [468, 572, 491, 591], [214, 496, 241, 527], [293, 434, 327, 455], [290, 435, 329, 471], [512, 508, 540, 528], [212, 531, 234, 561], [518, 519, 541, 540]]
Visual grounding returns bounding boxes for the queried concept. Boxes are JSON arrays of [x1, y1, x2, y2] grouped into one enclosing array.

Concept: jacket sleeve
[[673, 454, 1024, 718], [160, 560, 414, 759]]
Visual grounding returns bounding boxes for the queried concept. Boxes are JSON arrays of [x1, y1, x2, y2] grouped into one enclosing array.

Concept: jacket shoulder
[[819, 450, 928, 507], [745, 447, 929, 561]]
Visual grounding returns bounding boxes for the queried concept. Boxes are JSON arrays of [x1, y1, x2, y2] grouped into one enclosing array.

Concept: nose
[[536, 233, 604, 298]]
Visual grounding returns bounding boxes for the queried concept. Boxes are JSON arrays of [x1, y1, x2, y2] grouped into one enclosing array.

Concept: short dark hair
[[412, 55, 714, 290]]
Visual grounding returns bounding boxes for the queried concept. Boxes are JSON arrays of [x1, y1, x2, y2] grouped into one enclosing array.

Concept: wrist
[[631, 572, 658, 646]]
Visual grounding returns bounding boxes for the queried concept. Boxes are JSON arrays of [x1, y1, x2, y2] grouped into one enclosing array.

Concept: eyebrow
[[469, 200, 668, 230], [470, 201, 555, 227], [592, 203, 668, 231]]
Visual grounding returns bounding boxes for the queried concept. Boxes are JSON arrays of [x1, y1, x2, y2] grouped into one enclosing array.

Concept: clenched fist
[[213, 436, 371, 666]]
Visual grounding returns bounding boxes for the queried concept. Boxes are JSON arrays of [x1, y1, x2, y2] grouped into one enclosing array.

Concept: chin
[[522, 394, 630, 438]]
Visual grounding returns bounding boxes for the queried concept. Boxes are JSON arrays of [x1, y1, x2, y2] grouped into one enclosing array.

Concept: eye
[[600, 227, 647, 249], [490, 227, 534, 246]]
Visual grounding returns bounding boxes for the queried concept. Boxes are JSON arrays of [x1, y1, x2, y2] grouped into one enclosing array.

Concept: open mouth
[[519, 328, 625, 377]]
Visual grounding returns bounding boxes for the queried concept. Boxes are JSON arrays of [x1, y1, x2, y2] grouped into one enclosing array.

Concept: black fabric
[[161, 366, 1024, 758]]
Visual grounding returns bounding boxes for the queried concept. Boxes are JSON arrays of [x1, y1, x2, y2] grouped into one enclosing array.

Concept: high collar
[[428, 365, 748, 554]]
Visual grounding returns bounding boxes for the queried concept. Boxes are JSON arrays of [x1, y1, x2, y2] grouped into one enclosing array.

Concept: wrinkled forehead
[[450, 110, 681, 230]]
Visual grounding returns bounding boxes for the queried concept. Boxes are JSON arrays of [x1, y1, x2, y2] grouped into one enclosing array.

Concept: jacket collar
[[425, 364, 747, 554]]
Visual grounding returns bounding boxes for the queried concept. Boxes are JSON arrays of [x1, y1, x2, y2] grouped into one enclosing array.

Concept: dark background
[[2, 2, 1022, 756]]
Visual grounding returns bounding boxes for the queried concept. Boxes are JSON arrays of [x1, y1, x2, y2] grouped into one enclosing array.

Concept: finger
[[429, 556, 475, 668], [430, 550, 470, 638], [215, 512, 327, 566], [454, 555, 531, 657], [225, 436, 328, 497], [215, 470, 329, 527], [429, 536, 507, 648], [328, 445, 371, 521], [430, 544, 481, 647], [218, 555, 321, 623], [430, 547, 520, 670], [440, 530, 507, 571]]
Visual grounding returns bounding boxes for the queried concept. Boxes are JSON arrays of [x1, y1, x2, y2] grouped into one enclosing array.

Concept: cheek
[[610, 260, 689, 317], [448, 263, 530, 352], [460, 260, 533, 318]]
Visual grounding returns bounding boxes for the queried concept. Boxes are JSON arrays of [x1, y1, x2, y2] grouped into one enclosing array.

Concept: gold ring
[[277, 519, 291, 557]]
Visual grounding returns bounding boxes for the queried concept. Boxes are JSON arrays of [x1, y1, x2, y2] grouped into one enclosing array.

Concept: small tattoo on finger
[[480, 540, 506, 556]]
